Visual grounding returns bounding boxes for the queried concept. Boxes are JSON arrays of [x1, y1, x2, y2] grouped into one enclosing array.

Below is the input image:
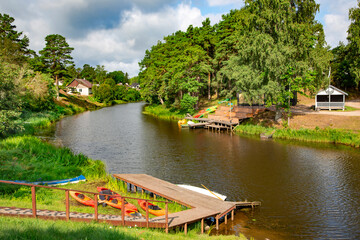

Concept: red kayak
[[137, 199, 166, 216], [97, 187, 141, 217], [70, 191, 96, 207]]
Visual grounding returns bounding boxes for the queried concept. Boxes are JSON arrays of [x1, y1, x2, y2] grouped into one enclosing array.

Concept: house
[[130, 82, 140, 90], [315, 85, 348, 111], [67, 79, 93, 96]]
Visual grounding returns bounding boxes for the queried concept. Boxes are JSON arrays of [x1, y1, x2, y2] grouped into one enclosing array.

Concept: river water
[[53, 102, 360, 239]]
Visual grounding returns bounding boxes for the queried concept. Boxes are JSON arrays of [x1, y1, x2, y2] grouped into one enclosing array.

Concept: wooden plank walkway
[[0, 206, 166, 228], [113, 174, 260, 228]]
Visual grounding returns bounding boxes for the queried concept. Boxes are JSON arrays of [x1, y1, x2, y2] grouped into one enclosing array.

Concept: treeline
[[0, 13, 138, 137], [138, 0, 359, 114]]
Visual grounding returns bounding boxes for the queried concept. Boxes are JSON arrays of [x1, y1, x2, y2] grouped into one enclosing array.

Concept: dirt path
[[291, 100, 360, 117], [287, 100, 360, 130]]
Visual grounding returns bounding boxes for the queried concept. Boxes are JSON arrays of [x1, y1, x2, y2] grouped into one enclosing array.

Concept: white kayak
[[177, 184, 227, 201]]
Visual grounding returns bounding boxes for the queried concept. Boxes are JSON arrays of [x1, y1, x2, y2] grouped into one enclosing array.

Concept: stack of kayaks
[[70, 187, 166, 217], [137, 199, 166, 216], [97, 187, 142, 217], [193, 105, 218, 118]]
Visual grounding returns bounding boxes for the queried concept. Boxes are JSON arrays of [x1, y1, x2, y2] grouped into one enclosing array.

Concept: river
[[53, 102, 360, 239]]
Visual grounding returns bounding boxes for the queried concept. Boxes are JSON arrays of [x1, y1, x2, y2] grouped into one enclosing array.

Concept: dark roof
[[67, 79, 93, 88], [131, 82, 140, 87]]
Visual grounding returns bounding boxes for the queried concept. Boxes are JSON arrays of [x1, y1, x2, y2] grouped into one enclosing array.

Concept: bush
[[180, 94, 198, 114]]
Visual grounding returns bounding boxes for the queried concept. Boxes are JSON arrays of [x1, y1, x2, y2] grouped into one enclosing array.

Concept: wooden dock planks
[[113, 174, 259, 228]]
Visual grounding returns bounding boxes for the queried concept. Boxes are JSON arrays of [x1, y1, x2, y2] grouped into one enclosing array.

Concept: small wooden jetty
[[185, 106, 266, 132], [0, 175, 260, 234], [114, 174, 260, 233]]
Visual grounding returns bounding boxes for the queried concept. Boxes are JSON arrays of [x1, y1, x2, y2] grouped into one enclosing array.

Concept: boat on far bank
[[9, 175, 86, 186]]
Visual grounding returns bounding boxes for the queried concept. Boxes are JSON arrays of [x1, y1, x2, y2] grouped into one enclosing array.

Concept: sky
[[0, 0, 357, 77]]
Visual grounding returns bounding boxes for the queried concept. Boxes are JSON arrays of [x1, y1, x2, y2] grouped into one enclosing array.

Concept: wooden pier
[[184, 106, 266, 132], [114, 174, 260, 233], [0, 175, 260, 234]]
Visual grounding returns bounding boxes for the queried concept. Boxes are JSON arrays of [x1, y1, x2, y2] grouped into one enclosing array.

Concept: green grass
[[143, 105, 185, 121], [0, 216, 244, 240], [235, 124, 360, 148], [0, 136, 106, 184]]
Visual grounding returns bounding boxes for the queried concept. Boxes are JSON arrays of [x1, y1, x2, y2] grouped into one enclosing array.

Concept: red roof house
[[67, 79, 93, 96]]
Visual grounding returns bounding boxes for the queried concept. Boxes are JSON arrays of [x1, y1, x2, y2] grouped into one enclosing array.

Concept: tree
[[219, 0, 332, 124], [0, 60, 23, 137], [0, 13, 32, 63], [39, 34, 74, 99], [108, 71, 125, 84], [346, 1, 360, 90], [80, 64, 96, 82]]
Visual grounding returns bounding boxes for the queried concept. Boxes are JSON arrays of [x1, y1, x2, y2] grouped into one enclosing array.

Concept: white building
[[67, 79, 93, 96], [315, 85, 348, 111]]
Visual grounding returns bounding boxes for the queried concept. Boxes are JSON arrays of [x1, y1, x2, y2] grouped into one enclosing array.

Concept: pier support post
[[231, 210, 234, 221], [201, 218, 204, 234], [31, 186, 36, 218], [184, 223, 187, 235], [65, 190, 70, 221], [225, 214, 227, 224]]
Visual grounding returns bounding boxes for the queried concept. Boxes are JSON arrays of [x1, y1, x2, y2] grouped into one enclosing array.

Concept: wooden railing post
[[94, 194, 98, 221], [121, 197, 125, 225], [216, 215, 219, 230], [65, 190, 70, 221], [225, 214, 227, 224], [146, 200, 149, 228], [31, 186, 36, 218], [231, 210, 234, 221], [165, 202, 169, 233], [184, 223, 188, 235]]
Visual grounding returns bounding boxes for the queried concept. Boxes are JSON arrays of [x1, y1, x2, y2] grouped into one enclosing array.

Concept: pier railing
[[0, 180, 169, 232]]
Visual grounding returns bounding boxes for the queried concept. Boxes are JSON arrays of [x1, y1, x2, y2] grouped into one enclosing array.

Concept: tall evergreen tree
[[39, 34, 74, 99]]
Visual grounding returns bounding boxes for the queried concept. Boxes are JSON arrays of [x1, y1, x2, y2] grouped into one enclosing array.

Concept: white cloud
[[317, 0, 358, 47], [207, 0, 242, 7], [69, 3, 205, 77], [323, 14, 350, 47]]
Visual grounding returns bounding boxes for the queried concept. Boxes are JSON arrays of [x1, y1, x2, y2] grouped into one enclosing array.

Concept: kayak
[[97, 187, 141, 217], [9, 175, 86, 186], [70, 191, 96, 207], [137, 199, 166, 216]]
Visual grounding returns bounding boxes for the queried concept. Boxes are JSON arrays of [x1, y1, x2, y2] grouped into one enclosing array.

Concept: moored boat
[[137, 199, 166, 216]]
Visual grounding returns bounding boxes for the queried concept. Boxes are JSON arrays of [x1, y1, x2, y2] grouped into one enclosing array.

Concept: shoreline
[[143, 105, 360, 148]]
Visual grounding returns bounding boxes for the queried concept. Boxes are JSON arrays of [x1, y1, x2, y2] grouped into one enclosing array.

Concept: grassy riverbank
[[143, 105, 185, 121], [235, 124, 360, 148], [0, 216, 244, 240]]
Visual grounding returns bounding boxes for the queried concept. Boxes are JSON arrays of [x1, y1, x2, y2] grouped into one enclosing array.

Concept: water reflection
[[54, 102, 360, 239]]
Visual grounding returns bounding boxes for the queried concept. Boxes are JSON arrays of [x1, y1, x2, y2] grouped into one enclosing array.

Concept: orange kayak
[[70, 191, 96, 207], [97, 187, 141, 217], [137, 199, 166, 216]]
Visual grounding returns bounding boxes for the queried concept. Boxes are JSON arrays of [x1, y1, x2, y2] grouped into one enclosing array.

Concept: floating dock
[[114, 174, 260, 233]]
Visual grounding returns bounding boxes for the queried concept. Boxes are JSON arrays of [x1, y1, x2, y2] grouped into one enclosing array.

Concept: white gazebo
[[315, 85, 348, 111]]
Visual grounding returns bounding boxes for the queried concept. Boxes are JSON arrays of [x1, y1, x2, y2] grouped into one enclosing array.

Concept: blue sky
[[0, 0, 357, 77]]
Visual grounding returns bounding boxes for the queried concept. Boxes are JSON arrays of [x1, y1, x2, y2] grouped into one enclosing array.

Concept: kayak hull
[[70, 191, 95, 207], [137, 199, 166, 216]]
